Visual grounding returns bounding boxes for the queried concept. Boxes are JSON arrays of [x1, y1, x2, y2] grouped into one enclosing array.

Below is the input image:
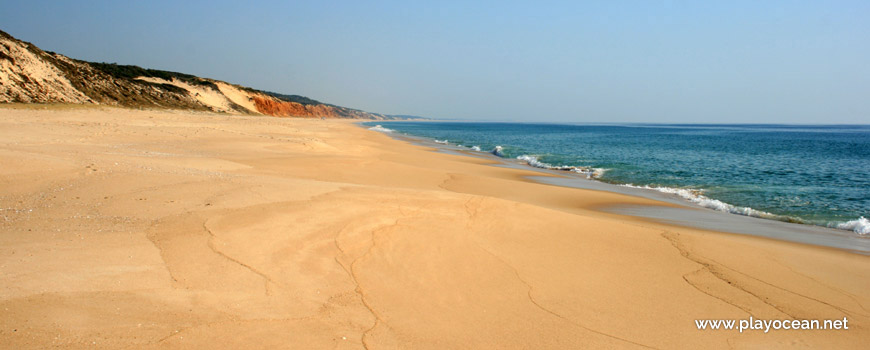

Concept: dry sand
[[1, 105, 868, 349]]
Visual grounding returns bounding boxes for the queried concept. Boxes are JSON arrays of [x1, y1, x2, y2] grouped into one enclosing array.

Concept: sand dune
[[0, 36, 92, 104], [134, 77, 242, 114], [1, 106, 868, 349], [215, 82, 260, 114]]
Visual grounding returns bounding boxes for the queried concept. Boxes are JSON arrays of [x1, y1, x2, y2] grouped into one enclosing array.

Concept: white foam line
[[516, 154, 605, 179], [620, 184, 869, 235], [368, 125, 394, 133]]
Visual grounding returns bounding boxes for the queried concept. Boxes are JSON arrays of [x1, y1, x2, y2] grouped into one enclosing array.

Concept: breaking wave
[[516, 155, 606, 179], [620, 184, 870, 234], [620, 184, 791, 221], [834, 217, 870, 235], [368, 125, 394, 132], [434, 139, 448, 144], [491, 145, 505, 157], [471, 145, 481, 151]]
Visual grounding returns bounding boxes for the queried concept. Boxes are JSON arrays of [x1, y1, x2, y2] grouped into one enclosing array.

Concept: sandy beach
[[1, 106, 868, 349]]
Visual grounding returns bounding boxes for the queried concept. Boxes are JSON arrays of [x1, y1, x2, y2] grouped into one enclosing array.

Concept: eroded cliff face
[[251, 96, 386, 119], [0, 29, 395, 119], [0, 31, 210, 111], [0, 32, 93, 104]]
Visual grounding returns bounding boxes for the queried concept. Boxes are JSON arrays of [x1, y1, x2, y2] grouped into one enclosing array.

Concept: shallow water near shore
[[532, 175, 870, 254], [365, 122, 870, 253], [366, 121, 870, 235]]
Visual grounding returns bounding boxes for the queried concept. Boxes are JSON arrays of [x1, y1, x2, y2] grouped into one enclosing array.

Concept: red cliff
[[252, 96, 386, 119]]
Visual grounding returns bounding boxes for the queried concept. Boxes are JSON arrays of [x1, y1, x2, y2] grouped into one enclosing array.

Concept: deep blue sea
[[365, 122, 870, 234]]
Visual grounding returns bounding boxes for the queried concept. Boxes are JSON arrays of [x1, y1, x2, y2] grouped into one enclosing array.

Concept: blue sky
[[1, 1, 868, 123]]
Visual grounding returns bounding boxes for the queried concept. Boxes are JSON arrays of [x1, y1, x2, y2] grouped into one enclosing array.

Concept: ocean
[[365, 122, 870, 235]]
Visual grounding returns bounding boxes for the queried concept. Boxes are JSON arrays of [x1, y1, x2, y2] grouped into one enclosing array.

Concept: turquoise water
[[365, 122, 870, 234]]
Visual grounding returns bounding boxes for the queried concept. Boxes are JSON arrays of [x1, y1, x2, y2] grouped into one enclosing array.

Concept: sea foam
[[621, 184, 787, 221], [619, 184, 869, 234], [835, 217, 870, 235], [434, 139, 448, 144], [368, 125, 394, 133], [517, 155, 605, 179]]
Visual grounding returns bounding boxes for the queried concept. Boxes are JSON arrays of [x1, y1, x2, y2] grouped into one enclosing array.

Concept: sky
[[1, 1, 868, 123]]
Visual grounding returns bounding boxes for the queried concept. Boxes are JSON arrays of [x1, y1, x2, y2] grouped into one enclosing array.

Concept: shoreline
[[2, 107, 869, 349], [365, 122, 870, 254]]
